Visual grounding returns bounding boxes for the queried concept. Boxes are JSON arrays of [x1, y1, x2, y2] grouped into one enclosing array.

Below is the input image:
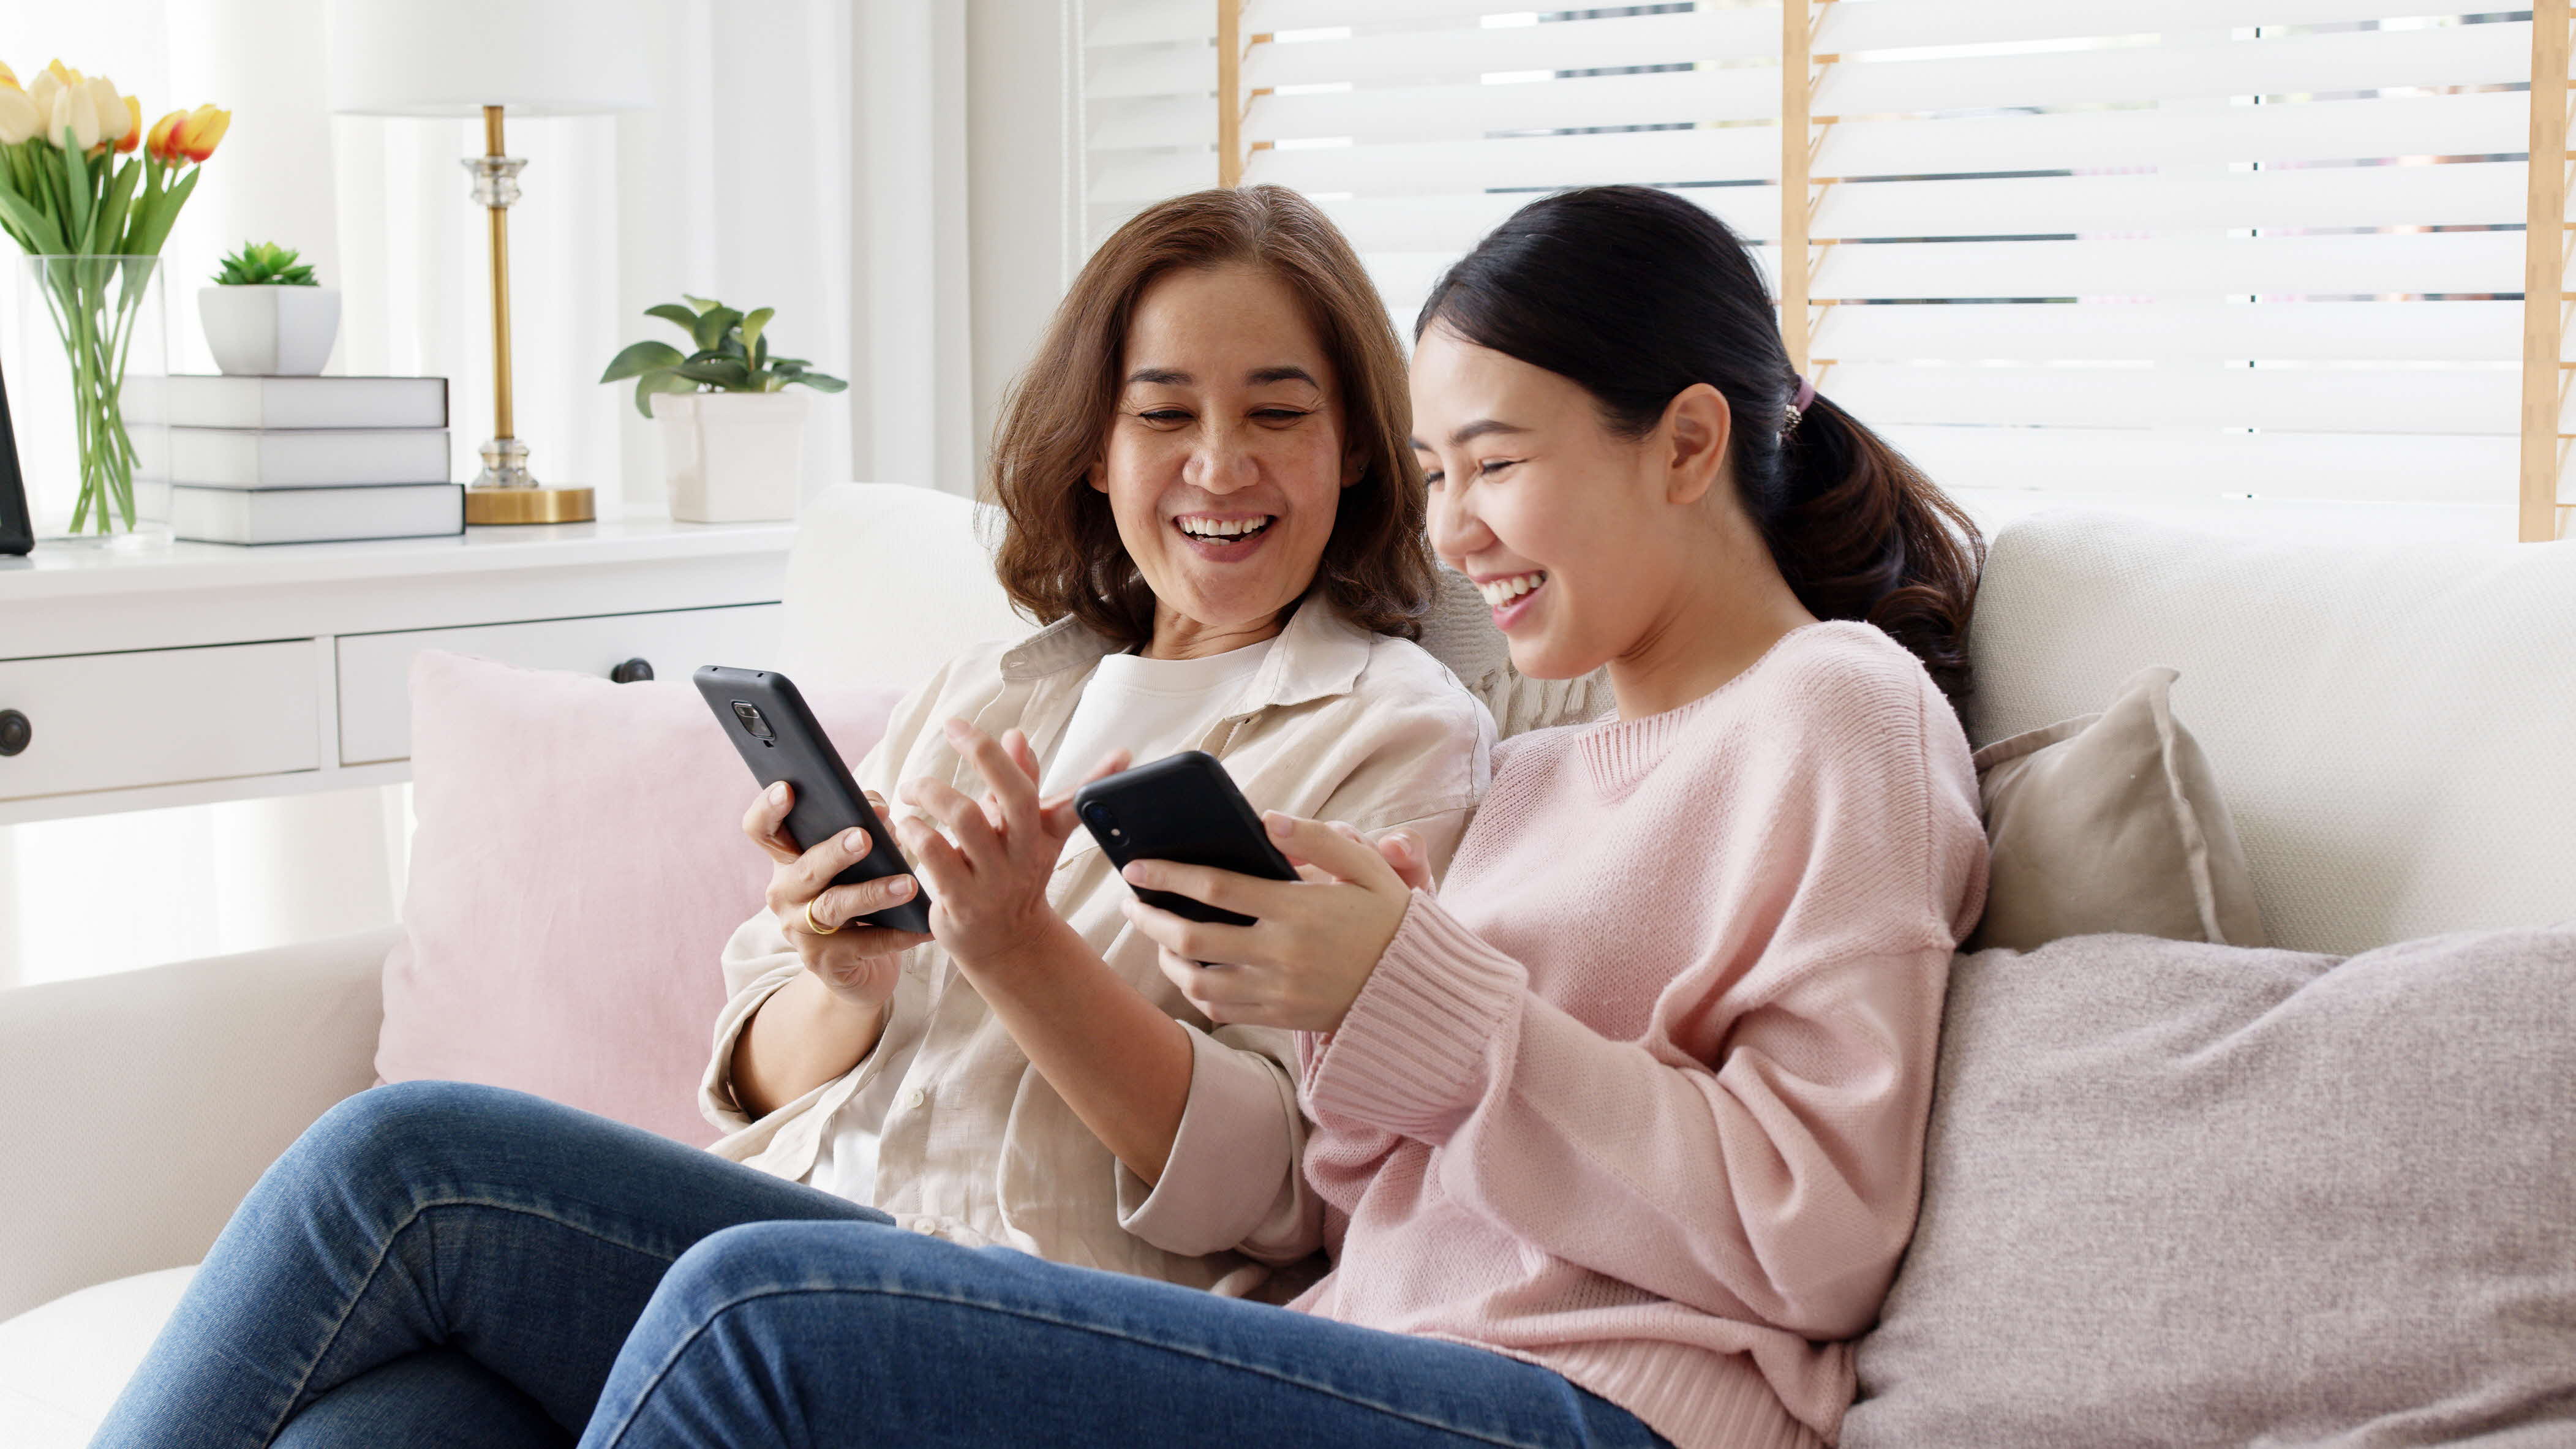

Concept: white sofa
[[4, 483, 2571, 1444]]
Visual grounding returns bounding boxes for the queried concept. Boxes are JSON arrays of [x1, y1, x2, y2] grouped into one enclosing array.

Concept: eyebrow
[[1122, 366, 1324, 388], [1410, 418, 1531, 450]]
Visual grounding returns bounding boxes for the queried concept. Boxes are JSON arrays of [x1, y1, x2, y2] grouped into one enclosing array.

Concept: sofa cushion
[[0, 1266, 195, 1449], [1970, 665, 2264, 951], [1966, 510, 2576, 954], [1845, 926, 2576, 1448], [377, 649, 900, 1145]]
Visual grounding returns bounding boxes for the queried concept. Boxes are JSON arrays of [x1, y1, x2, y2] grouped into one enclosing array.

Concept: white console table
[[0, 509, 794, 826]]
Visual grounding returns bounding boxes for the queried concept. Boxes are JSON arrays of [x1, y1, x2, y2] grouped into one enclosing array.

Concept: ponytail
[[1418, 185, 1986, 706], [1769, 393, 1984, 703]]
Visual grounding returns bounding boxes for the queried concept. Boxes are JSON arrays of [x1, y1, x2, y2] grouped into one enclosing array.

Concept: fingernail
[[1265, 811, 1292, 837], [943, 718, 969, 738], [843, 828, 867, 852], [889, 876, 913, 899], [767, 781, 786, 802]]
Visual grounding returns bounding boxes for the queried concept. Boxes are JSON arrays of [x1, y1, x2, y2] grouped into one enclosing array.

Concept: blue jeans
[[95, 1080, 1670, 1448]]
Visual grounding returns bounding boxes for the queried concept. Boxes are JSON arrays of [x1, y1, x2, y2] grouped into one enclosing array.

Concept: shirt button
[[903, 1086, 928, 1110]]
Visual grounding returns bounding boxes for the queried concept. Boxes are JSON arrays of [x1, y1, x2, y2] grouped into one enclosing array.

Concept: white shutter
[[1240, 2, 1781, 332], [1078, 2, 2566, 518], [1084, 0, 1223, 246], [1798, 2, 2544, 507]]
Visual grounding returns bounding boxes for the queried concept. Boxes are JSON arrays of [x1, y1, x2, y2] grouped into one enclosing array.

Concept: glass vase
[[15, 254, 171, 548]]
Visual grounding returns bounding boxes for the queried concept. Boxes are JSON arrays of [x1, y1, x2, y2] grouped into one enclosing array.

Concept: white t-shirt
[[805, 635, 1275, 1204]]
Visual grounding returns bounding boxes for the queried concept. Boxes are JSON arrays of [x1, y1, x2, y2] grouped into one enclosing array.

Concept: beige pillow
[[1968, 664, 2265, 951]]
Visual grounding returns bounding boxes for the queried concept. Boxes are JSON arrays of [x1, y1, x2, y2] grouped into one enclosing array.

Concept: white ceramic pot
[[199, 285, 341, 376], [651, 391, 810, 523]]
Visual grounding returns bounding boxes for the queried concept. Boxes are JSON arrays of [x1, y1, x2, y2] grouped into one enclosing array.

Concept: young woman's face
[[1092, 263, 1360, 653], [1410, 323, 1693, 681]]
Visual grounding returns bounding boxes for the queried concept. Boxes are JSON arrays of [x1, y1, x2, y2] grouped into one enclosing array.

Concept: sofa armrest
[[0, 928, 392, 1322]]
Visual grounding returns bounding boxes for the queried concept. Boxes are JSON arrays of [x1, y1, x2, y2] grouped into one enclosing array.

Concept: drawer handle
[[609, 658, 655, 683], [0, 709, 26, 757]]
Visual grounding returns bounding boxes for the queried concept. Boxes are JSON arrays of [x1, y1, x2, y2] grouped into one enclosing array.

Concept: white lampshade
[[327, 0, 650, 116]]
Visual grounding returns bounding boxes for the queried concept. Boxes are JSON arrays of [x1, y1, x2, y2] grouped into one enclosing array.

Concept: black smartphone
[[695, 664, 933, 935], [1076, 750, 1299, 927]]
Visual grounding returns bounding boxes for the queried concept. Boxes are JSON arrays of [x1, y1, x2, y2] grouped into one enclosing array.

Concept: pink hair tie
[[1782, 372, 1817, 437]]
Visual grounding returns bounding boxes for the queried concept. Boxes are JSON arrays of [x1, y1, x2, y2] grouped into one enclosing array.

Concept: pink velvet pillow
[[377, 649, 900, 1145]]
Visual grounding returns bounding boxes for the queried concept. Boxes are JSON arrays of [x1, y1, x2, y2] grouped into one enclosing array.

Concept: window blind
[[1794, 1, 2541, 509], [1080, 1, 2572, 531]]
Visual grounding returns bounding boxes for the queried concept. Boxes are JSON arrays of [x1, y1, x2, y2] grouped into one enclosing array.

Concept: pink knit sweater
[[1290, 621, 1990, 1449]]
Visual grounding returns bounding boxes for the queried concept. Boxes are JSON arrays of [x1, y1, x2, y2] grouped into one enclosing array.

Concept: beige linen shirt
[[698, 598, 1493, 1295]]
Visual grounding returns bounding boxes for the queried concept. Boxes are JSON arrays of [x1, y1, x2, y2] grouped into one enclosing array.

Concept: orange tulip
[[146, 109, 183, 163], [115, 94, 140, 153], [170, 104, 228, 163]]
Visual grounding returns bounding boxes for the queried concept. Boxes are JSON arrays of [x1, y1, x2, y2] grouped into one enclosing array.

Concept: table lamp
[[327, 0, 649, 524]]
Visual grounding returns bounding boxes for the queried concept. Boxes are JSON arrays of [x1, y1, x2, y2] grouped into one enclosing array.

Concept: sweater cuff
[[1117, 1023, 1300, 1257], [1305, 889, 1524, 1142]]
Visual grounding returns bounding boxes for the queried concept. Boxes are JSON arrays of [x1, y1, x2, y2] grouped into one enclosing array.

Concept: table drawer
[[0, 641, 320, 802], [334, 603, 785, 765]]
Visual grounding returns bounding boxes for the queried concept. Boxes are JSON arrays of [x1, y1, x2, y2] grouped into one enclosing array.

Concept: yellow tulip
[[115, 94, 140, 153], [0, 86, 36, 145], [171, 104, 229, 163], [146, 109, 183, 163], [0, 62, 18, 91], [42, 59, 81, 88]]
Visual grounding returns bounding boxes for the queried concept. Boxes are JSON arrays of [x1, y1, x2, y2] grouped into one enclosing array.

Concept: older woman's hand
[[742, 781, 932, 1012], [897, 719, 1130, 979], [1120, 813, 1419, 1032]]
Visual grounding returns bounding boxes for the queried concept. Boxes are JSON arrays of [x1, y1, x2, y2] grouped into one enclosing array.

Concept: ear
[[1660, 383, 1731, 508], [1341, 444, 1366, 490], [1087, 454, 1109, 495]]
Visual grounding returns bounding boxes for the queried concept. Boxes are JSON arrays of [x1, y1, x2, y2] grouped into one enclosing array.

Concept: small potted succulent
[[200, 241, 339, 375], [600, 295, 846, 523]]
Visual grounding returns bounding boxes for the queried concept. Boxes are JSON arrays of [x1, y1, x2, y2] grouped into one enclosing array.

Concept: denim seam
[[266, 1195, 688, 1444], [594, 1281, 1567, 1449]]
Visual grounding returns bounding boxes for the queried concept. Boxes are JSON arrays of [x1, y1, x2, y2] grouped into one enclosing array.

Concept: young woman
[[451, 186, 1993, 1448], [91, 187, 1489, 1447]]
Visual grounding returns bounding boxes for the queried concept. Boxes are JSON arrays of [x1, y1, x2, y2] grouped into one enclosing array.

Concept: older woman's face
[[1092, 263, 1360, 657]]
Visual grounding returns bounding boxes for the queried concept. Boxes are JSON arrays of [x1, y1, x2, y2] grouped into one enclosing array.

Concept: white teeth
[[1477, 573, 1546, 606], [1178, 516, 1271, 540]]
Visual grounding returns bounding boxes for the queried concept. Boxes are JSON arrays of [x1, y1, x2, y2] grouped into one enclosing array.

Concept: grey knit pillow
[[1845, 927, 2576, 1449]]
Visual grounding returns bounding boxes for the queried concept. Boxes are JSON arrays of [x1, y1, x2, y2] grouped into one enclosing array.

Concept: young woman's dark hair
[[1417, 184, 1984, 702], [989, 185, 1433, 647]]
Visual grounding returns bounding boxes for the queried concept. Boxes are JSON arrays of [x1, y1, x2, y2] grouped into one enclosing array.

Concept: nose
[[1428, 475, 1491, 571], [1184, 417, 1260, 495]]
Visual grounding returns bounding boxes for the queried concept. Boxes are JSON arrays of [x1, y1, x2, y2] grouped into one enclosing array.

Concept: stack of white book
[[130, 375, 460, 545]]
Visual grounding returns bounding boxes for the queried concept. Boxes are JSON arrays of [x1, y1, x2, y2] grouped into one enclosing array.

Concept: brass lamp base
[[466, 486, 595, 525]]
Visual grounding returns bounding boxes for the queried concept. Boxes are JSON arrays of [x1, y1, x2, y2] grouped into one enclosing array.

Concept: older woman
[[93, 186, 1488, 1448]]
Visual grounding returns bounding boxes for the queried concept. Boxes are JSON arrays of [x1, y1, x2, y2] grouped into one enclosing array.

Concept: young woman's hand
[[742, 781, 931, 1012], [897, 718, 1131, 980], [1120, 813, 1421, 1033]]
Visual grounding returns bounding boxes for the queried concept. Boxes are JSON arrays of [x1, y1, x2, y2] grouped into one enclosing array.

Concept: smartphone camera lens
[[730, 701, 774, 740], [1082, 803, 1123, 840]]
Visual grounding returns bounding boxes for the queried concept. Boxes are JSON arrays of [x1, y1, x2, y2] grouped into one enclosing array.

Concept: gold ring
[[801, 895, 842, 936]]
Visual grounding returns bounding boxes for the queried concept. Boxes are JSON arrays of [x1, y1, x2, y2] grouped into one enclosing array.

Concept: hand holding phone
[[1075, 751, 1299, 926], [699, 665, 933, 935]]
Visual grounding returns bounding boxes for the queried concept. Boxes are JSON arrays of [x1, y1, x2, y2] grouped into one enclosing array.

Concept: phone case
[[1075, 750, 1298, 927], [693, 665, 934, 935]]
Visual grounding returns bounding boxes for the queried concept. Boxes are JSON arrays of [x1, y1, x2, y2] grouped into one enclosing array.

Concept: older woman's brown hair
[[987, 186, 1431, 646]]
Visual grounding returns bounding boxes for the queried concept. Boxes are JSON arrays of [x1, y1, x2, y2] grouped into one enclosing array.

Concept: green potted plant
[[200, 241, 338, 376], [600, 295, 845, 522]]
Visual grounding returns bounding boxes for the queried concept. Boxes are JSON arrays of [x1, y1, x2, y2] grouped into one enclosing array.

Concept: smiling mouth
[[1175, 515, 1276, 542], [1477, 571, 1546, 606]]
